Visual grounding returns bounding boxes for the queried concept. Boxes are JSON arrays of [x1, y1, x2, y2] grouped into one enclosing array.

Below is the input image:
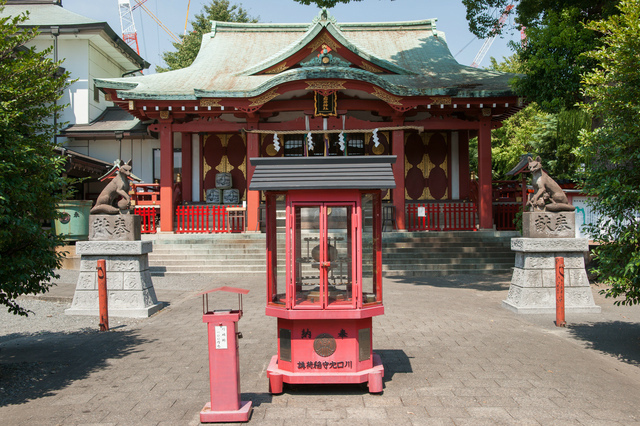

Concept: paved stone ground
[[2, 270, 640, 425]]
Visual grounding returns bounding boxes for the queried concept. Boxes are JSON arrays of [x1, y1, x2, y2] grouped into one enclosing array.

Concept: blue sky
[[63, 0, 520, 73]]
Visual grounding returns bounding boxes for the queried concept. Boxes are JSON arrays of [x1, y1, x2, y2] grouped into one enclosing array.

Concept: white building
[[1, 0, 159, 193]]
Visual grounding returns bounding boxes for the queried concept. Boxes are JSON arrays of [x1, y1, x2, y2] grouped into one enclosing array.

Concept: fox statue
[[526, 156, 575, 212], [91, 160, 141, 214]]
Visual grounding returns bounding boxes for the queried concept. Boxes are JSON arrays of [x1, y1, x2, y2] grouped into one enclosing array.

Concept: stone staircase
[[145, 230, 518, 277], [379, 231, 517, 277], [145, 233, 267, 275]]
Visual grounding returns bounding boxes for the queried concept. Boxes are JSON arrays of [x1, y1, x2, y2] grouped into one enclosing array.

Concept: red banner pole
[[97, 259, 109, 332], [555, 257, 566, 327]]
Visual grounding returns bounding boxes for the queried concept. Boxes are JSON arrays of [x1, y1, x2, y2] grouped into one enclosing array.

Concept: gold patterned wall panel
[[404, 132, 449, 201], [202, 133, 247, 201]]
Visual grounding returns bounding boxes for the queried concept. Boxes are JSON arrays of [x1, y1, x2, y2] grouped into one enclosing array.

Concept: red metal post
[[555, 257, 566, 327], [97, 259, 109, 332]]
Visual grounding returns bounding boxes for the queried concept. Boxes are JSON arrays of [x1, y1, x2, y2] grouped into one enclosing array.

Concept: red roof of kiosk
[[197, 286, 250, 296]]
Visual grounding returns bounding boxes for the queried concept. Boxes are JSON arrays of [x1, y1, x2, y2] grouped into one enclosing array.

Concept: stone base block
[[504, 237, 600, 314], [502, 286, 601, 314], [66, 243, 161, 318], [523, 212, 575, 238], [89, 214, 141, 241], [65, 303, 164, 318]]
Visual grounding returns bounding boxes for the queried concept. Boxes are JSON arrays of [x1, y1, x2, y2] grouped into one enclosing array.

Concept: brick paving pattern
[[2, 272, 640, 425]]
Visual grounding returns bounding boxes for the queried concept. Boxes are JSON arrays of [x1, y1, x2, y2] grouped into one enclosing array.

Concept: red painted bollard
[[97, 259, 109, 331], [198, 287, 252, 423], [555, 257, 566, 327]]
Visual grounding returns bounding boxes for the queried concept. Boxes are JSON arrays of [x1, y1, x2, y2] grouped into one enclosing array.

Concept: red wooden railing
[[407, 202, 477, 231], [175, 205, 245, 234], [442, 203, 477, 231], [131, 183, 160, 207], [135, 207, 157, 234], [493, 203, 521, 231]]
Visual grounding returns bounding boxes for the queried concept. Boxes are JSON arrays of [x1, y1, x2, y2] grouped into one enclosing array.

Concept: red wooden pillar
[[246, 131, 260, 232], [477, 118, 493, 229], [391, 129, 405, 230], [458, 130, 470, 200], [181, 132, 192, 202], [159, 120, 174, 232]]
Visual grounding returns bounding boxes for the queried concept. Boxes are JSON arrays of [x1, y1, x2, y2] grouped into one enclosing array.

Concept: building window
[[347, 133, 365, 156], [93, 84, 100, 102], [284, 135, 304, 157], [280, 133, 366, 157]]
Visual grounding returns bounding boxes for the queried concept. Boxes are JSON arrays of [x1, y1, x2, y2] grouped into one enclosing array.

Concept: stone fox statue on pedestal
[[526, 156, 575, 212], [91, 160, 141, 214]]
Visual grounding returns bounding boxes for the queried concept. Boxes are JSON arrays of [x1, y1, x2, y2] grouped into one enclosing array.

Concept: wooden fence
[[134, 207, 157, 234], [406, 202, 477, 231], [175, 205, 245, 234], [493, 202, 521, 231]]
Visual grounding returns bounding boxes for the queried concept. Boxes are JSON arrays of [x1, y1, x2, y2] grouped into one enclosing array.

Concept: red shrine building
[[96, 9, 521, 233]]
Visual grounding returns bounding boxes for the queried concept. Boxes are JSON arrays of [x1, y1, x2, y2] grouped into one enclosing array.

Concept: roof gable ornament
[[300, 47, 351, 68], [312, 7, 337, 27]]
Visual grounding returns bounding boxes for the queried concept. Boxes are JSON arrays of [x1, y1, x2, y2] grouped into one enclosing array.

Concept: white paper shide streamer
[[307, 132, 314, 151], [338, 131, 345, 151], [273, 133, 280, 152], [372, 128, 380, 148]]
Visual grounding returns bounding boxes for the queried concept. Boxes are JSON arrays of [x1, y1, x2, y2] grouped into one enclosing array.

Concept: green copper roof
[[1, 3, 101, 27], [96, 9, 516, 101]]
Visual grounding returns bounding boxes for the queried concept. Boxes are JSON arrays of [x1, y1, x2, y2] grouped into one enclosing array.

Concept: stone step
[[149, 265, 265, 274], [150, 248, 265, 256], [382, 262, 514, 271], [382, 241, 510, 248], [142, 231, 517, 275], [149, 258, 267, 267], [382, 247, 511, 255], [381, 268, 513, 277], [381, 250, 513, 258]]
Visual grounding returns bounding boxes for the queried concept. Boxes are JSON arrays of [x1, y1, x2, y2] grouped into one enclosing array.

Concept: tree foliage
[[577, 0, 640, 305], [464, 1, 619, 112], [156, 0, 257, 73], [462, 0, 618, 38], [510, 7, 601, 112], [0, 5, 71, 315], [293, 0, 354, 6], [484, 56, 589, 180]]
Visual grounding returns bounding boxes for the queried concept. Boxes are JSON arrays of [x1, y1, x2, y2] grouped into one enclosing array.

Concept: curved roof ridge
[[235, 8, 416, 76]]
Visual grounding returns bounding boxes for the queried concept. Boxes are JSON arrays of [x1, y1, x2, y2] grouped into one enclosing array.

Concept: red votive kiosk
[[198, 286, 252, 423], [249, 155, 396, 394]]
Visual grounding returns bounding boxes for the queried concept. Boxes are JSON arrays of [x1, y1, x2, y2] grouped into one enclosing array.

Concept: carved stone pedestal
[[503, 238, 601, 314], [65, 240, 163, 318]]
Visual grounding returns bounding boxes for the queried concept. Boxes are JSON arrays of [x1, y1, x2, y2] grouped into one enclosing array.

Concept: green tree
[[462, 0, 618, 39], [157, 0, 257, 73], [0, 5, 71, 315], [486, 53, 590, 181], [489, 103, 543, 179], [486, 54, 522, 73], [464, 1, 619, 113], [529, 108, 590, 179], [511, 7, 600, 112], [577, 0, 640, 305]]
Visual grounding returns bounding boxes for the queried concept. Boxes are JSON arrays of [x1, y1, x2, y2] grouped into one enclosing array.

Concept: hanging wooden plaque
[[314, 92, 337, 117]]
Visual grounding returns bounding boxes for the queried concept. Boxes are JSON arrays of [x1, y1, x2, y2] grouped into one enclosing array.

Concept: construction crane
[[118, 0, 144, 54], [133, 0, 181, 44], [471, 4, 514, 68], [118, 0, 181, 56]]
